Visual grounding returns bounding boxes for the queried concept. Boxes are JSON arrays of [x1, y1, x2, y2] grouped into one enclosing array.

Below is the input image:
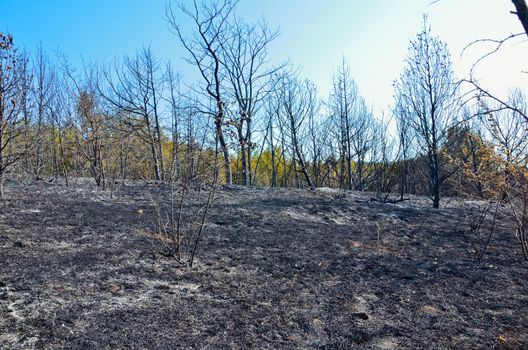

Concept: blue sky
[[3, 0, 528, 115]]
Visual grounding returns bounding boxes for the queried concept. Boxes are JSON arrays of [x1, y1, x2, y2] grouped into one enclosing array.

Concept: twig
[[477, 202, 499, 262]]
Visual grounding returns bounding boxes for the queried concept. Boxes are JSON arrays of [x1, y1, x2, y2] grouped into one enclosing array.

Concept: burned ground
[[0, 179, 527, 349]]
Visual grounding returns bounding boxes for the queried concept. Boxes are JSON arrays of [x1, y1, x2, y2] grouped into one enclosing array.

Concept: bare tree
[[220, 17, 279, 186], [101, 48, 166, 181], [262, 77, 283, 187], [394, 20, 459, 208], [76, 89, 106, 187], [47, 77, 71, 186], [479, 88, 528, 166], [394, 93, 415, 200], [32, 44, 54, 179], [166, 63, 182, 182], [305, 96, 324, 188], [350, 101, 375, 191], [167, 0, 238, 185], [144, 47, 167, 181], [370, 115, 398, 196], [278, 75, 316, 189], [328, 58, 357, 191], [0, 33, 30, 198]]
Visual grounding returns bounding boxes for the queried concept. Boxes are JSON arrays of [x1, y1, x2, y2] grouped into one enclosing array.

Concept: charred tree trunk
[[290, 119, 313, 189], [512, 0, 528, 36], [238, 125, 248, 186], [216, 103, 231, 185]]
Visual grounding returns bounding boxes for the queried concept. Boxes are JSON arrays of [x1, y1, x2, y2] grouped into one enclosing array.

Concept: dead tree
[[60, 59, 107, 187], [278, 76, 316, 189], [166, 63, 182, 182], [32, 45, 54, 179], [370, 115, 397, 195], [220, 18, 279, 186], [144, 48, 166, 181], [479, 88, 528, 166], [262, 84, 281, 187], [306, 96, 324, 188], [76, 89, 106, 187], [328, 58, 376, 191], [394, 20, 459, 208], [350, 101, 375, 191], [166, 0, 238, 185], [47, 84, 70, 186], [394, 93, 415, 200], [328, 59, 357, 191], [0, 33, 30, 198], [101, 49, 166, 182]]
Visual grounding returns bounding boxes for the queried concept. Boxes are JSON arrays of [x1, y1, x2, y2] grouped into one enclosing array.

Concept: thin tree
[[0, 33, 30, 198], [278, 75, 315, 189], [394, 94, 414, 200], [101, 49, 166, 181], [166, 0, 238, 185], [394, 20, 459, 208], [32, 44, 54, 178], [328, 58, 358, 191], [220, 17, 279, 186]]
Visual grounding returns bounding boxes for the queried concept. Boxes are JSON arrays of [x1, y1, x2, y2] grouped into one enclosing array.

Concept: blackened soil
[[0, 179, 527, 349]]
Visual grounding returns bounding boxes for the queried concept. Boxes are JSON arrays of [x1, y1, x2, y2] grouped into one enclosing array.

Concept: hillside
[[0, 179, 527, 349]]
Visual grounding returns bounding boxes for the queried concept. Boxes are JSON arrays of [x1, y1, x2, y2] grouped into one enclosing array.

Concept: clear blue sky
[[3, 0, 528, 115]]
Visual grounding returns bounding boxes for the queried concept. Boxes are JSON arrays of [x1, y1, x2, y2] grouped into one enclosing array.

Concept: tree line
[[1, 1, 527, 210]]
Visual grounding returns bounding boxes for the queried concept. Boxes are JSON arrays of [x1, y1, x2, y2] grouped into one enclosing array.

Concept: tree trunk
[[216, 105, 231, 185], [513, 0, 528, 37], [430, 151, 441, 209], [357, 159, 364, 191], [0, 169, 4, 200], [151, 70, 165, 182], [247, 142, 252, 187], [339, 140, 345, 190], [239, 126, 248, 186], [280, 131, 287, 187], [293, 139, 312, 188], [156, 128, 165, 181], [240, 143, 247, 186], [345, 121, 353, 191], [52, 141, 59, 179], [172, 130, 179, 182], [217, 132, 231, 185], [400, 159, 407, 201], [271, 150, 277, 187], [151, 140, 161, 181], [270, 121, 277, 187], [58, 128, 69, 187]]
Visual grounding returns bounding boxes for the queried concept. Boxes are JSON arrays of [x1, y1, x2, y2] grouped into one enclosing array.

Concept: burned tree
[[328, 59, 357, 191], [32, 45, 54, 179], [328, 59, 376, 191], [0, 33, 30, 198], [394, 93, 415, 200], [479, 88, 528, 166], [394, 21, 459, 208], [166, 0, 238, 185], [101, 48, 166, 182], [76, 90, 106, 187], [220, 18, 279, 186], [278, 76, 316, 189]]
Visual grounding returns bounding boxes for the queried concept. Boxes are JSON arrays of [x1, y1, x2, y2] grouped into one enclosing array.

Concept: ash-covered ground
[[0, 178, 526, 349]]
